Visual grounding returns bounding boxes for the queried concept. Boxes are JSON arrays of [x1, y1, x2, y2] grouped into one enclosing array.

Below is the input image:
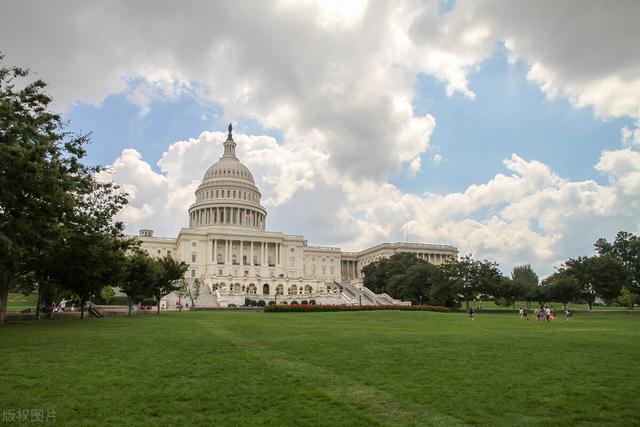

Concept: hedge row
[[264, 304, 455, 313]]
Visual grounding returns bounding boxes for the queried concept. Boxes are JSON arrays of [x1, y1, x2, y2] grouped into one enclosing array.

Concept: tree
[[50, 231, 129, 319], [0, 60, 85, 323], [0, 57, 128, 323], [362, 253, 425, 294], [546, 273, 580, 308], [440, 255, 503, 309], [152, 256, 188, 314], [188, 278, 201, 309], [100, 286, 116, 304], [595, 231, 640, 294], [495, 277, 527, 309], [119, 251, 161, 316], [529, 283, 550, 307], [564, 255, 632, 309], [175, 278, 189, 312], [617, 287, 635, 310]]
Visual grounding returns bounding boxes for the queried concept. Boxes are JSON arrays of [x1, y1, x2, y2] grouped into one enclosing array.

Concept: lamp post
[[419, 295, 423, 306]]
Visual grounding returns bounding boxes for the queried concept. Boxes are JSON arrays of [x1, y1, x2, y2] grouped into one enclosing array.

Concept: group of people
[[519, 306, 573, 321], [467, 305, 574, 321], [52, 299, 75, 312]]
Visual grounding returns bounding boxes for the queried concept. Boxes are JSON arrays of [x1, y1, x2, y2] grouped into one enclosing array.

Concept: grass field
[[6, 293, 39, 312], [1, 311, 639, 426]]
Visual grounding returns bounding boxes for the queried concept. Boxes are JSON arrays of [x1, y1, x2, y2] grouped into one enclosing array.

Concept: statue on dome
[[228, 123, 233, 138]]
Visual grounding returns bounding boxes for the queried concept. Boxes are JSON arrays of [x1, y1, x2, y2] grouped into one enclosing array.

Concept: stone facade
[[136, 125, 458, 307]]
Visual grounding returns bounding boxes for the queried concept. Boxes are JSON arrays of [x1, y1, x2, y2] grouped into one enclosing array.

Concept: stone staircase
[[339, 281, 409, 306], [164, 280, 220, 309]]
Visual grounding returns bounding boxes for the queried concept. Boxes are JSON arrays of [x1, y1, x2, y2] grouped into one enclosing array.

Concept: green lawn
[[6, 293, 38, 312], [1, 311, 639, 426]]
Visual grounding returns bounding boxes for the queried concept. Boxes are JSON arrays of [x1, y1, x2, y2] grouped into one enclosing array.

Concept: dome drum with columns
[[135, 124, 458, 308], [188, 124, 267, 230]]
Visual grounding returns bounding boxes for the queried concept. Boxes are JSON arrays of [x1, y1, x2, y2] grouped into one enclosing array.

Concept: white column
[[240, 241, 244, 266], [225, 240, 229, 265], [262, 242, 265, 266], [213, 239, 217, 263], [250, 241, 254, 266]]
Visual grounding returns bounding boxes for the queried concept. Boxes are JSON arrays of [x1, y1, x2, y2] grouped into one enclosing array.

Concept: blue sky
[[3, 0, 639, 274], [70, 47, 632, 196]]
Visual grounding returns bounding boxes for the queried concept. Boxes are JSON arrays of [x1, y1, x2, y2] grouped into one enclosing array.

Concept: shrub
[[107, 296, 129, 306], [301, 300, 308, 305], [245, 298, 257, 307], [290, 300, 299, 305], [309, 300, 316, 305], [141, 298, 156, 307], [264, 304, 456, 313], [267, 301, 276, 306], [257, 300, 266, 307], [228, 304, 237, 308]]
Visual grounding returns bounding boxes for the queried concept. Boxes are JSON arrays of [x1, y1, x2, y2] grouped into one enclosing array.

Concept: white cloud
[[105, 130, 640, 276], [432, 153, 444, 165], [443, 0, 640, 122], [3, 1, 640, 276], [407, 157, 422, 176]]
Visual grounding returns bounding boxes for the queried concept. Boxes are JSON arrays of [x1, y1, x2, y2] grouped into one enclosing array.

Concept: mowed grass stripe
[[1, 311, 639, 426], [203, 317, 465, 426]]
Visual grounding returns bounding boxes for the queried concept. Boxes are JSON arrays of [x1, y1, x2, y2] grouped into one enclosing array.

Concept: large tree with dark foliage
[[119, 250, 162, 316], [564, 255, 632, 309], [151, 256, 188, 314], [595, 231, 640, 296], [440, 255, 504, 309], [386, 261, 443, 305], [362, 253, 425, 295], [0, 57, 128, 323]]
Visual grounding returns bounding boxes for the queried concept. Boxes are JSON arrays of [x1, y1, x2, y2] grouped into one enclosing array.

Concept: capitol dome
[[202, 156, 255, 184], [188, 124, 267, 230]]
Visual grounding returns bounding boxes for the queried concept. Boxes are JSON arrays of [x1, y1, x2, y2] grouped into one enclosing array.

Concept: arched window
[[276, 284, 284, 295], [304, 285, 312, 294], [289, 285, 297, 295], [232, 255, 237, 265], [262, 283, 269, 294], [234, 283, 241, 292]]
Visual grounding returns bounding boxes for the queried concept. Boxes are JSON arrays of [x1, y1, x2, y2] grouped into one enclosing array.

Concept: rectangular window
[[167, 250, 171, 256], [191, 269, 196, 278], [191, 254, 196, 262]]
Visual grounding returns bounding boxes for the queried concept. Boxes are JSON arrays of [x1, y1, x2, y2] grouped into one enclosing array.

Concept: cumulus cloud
[[3, 1, 640, 275], [104, 130, 640, 276], [441, 0, 640, 121]]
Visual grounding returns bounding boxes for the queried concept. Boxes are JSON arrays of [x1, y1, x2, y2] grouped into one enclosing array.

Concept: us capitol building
[[137, 125, 458, 307]]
